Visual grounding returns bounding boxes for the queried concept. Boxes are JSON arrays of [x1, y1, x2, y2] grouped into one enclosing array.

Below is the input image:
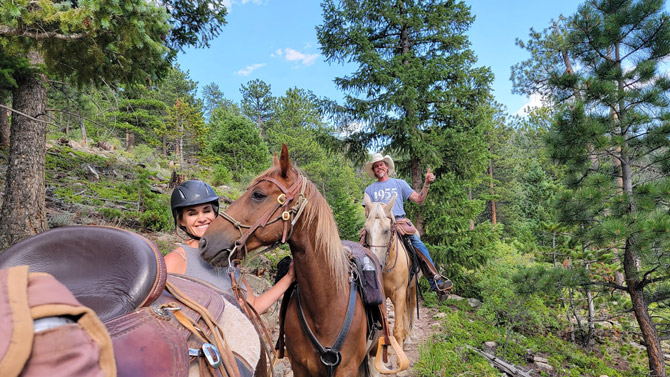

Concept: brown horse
[[200, 144, 378, 377], [363, 193, 417, 350]]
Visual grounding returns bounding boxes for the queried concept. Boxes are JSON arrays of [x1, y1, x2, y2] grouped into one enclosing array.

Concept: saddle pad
[[0, 226, 166, 322]]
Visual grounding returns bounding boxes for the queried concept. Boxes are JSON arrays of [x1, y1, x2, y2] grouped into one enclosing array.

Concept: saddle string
[[164, 280, 241, 377]]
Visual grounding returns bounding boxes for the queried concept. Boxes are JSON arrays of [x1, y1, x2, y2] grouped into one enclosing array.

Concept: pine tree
[[513, 1, 670, 374], [318, 1, 497, 280], [0, 0, 226, 247], [240, 79, 275, 134]]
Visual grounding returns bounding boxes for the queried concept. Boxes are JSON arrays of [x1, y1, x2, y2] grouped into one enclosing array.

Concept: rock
[[433, 312, 446, 319], [85, 164, 99, 181], [483, 341, 497, 355], [535, 361, 553, 373], [467, 298, 482, 309], [244, 274, 278, 327], [534, 356, 549, 364]]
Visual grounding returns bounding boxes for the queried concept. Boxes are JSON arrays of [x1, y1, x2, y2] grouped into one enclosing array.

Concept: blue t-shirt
[[364, 178, 414, 218]]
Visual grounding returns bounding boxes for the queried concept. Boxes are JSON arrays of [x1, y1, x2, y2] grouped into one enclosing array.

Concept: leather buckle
[[202, 343, 222, 368], [277, 193, 287, 205]]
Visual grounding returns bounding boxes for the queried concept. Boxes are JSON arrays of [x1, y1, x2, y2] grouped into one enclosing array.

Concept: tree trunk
[[124, 131, 132, 151], [625, 237, 666, 376], [80, 116, 87, 147], [0, 92, 9, 147], [0, 50, 49, 248]]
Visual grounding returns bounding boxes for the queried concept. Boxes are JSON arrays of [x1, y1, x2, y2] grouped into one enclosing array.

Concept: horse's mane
[[366, 201, 388, 223], [255, 166, 349, 293]]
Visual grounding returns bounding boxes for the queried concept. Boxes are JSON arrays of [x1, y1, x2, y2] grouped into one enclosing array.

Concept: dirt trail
[[383, 299, 440, 376], [271, 298, 441, 377]]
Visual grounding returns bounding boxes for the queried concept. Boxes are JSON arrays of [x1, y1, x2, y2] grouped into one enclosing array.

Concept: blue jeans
[[407, 233, 440, 291]]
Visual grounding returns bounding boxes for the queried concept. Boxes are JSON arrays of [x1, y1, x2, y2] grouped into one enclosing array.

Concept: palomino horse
[[199, 144, 380, 377], [363, 193, 417, 350]]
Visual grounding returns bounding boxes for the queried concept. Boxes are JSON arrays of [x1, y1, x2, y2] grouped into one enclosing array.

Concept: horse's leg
[[390, 286, 407, 350], [361, 349, 380, 377], [406, 279, 418, 343], [289, 361, 311, 377]]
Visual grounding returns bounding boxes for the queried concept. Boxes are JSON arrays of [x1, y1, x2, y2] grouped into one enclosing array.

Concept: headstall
[[218, 174, 308, 265]]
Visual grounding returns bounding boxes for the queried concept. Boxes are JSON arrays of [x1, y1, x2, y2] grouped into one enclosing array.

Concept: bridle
[[218, 174, 309, 264], [364, 216, 400, 272]]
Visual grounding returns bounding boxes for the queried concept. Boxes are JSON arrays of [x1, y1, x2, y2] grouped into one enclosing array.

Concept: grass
[[414, 297, 649, 377]]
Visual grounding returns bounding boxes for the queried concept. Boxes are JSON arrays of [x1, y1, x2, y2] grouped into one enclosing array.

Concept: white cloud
[[514, 93, 544, 116], [237, 63, 266, 76], [224, 0, 262, 13], [276, 47, 319, 66]]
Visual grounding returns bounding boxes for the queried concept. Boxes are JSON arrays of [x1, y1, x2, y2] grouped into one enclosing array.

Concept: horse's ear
[[385, 193, 396, 219], [364, 193, 373, 210], [273, 152, 279, 167], [279, 143, 291, 178]]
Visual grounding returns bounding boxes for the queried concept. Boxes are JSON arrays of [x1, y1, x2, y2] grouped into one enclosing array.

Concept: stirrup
[[374, 337, 409, 374]]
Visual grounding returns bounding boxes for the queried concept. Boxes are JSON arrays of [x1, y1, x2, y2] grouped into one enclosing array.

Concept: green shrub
[[212, 164, 232, 186]]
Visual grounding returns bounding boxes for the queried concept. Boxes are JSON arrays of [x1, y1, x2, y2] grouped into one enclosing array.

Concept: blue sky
[[176, 0, 600, 116]]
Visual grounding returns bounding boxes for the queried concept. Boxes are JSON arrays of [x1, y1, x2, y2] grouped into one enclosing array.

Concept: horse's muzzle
[[199, 236, 232, 267]]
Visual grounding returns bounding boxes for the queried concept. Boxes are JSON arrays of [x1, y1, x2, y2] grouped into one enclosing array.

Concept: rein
[[295, 275, 358, 377], [215, 174, 309, 377]]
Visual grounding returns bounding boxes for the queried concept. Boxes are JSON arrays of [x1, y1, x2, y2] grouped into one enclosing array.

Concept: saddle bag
[[395, 218, 417, 236], [360, 261, 384, 307], [0, 265, 116, 377], [347, 241, 384, 307]]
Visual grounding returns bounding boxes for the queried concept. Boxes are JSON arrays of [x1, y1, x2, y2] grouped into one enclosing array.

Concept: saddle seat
[[0, 226, 166, 322]]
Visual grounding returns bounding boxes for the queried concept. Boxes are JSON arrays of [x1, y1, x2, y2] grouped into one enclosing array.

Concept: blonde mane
[[258, 166, 349, 293]]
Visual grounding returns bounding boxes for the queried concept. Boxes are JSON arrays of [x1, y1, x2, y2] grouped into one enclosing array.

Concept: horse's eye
[[251, 190, 267, 201]]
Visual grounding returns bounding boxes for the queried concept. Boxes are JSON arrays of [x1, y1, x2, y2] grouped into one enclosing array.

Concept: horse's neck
[[289, 231, 349, 315]]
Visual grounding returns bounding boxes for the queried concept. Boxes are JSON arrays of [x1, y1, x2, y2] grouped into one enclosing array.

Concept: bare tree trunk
[[585, 263, 595, 348], [125, 131, 135, 151], [0, 50, 49, 248], [80, 116, 87, 147], [0, 93, 9, 147]]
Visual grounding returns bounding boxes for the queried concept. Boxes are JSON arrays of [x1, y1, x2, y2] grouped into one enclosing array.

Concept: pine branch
[[0, 25, 86, 40]]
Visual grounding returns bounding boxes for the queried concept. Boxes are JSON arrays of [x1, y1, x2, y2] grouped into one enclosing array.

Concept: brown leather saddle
[[0, 226, 259, 377]]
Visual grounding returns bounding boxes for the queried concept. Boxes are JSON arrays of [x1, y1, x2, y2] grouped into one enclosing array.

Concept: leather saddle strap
[[166, 280, 241, 377], [295, 277, 357, 377]]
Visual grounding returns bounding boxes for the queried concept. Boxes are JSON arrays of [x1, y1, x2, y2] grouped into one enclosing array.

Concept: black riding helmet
[[170, 180, 219, 240]]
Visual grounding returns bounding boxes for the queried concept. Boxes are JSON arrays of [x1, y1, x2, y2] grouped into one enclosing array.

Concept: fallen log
[[466, 345, 533, 377]]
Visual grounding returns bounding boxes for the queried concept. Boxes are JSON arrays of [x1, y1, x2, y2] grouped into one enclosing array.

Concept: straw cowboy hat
[[365, 153, 395, 179]]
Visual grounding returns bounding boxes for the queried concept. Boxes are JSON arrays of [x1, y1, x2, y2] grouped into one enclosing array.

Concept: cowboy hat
[[365, 153, 394, 179]]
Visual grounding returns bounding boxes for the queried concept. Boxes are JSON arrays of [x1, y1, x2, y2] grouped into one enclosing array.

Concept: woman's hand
[[286, 261, 295, 283]]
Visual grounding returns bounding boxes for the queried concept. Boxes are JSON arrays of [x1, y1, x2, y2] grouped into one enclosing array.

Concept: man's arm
[[408, 168, 435, 205]]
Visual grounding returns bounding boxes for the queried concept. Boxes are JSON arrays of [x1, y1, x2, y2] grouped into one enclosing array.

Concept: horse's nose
[[198, 237, 208, 252]]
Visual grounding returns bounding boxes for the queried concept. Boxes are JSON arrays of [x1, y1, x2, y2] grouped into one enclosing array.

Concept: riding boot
[[415, 250, 453, 293]]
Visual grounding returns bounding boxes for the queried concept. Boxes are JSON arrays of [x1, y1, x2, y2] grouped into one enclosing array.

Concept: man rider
[[363, 153, 453, 295]]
